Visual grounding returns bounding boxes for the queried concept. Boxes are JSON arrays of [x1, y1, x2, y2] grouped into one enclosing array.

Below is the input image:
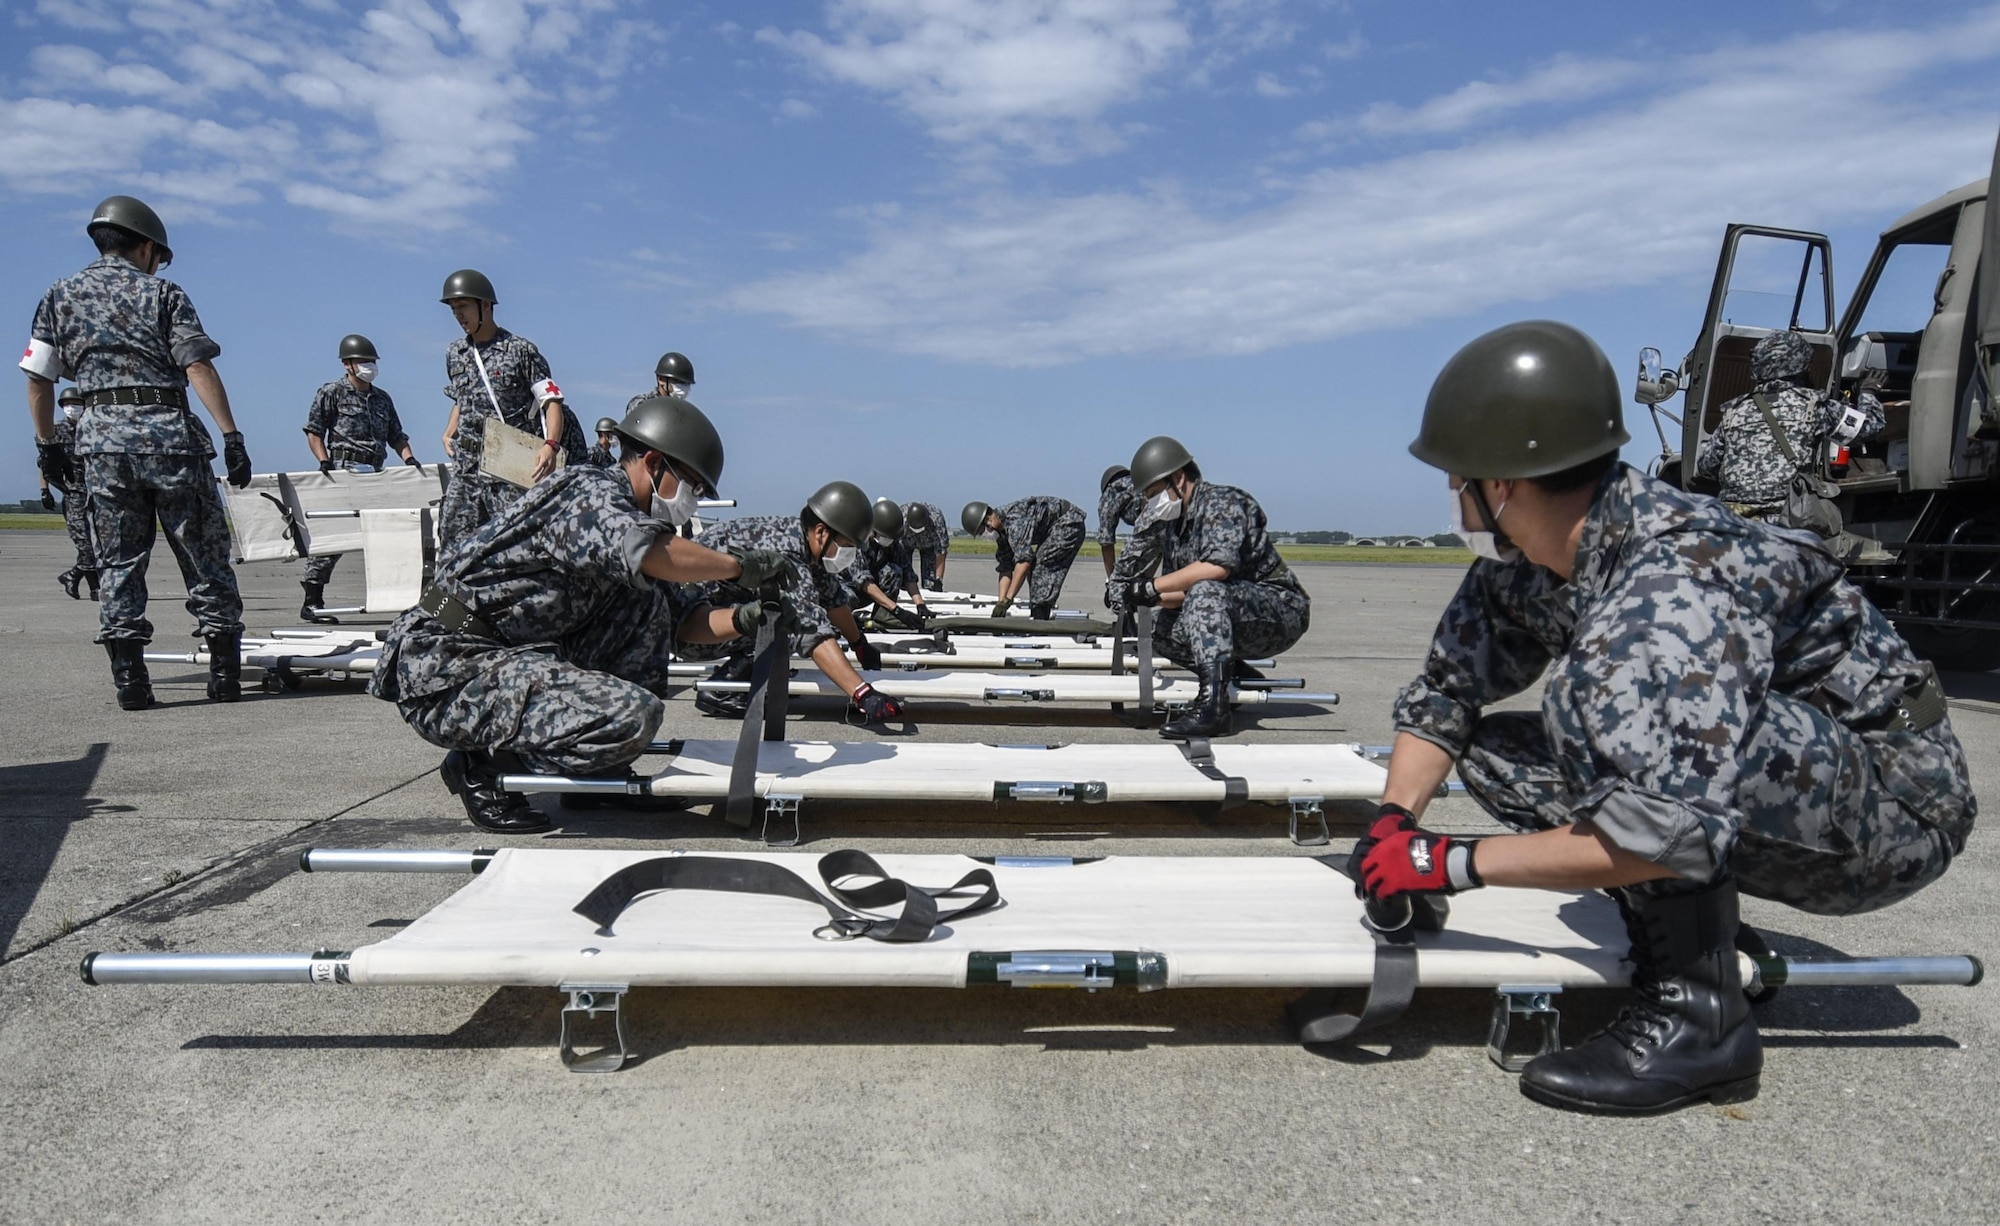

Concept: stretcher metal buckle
[[1487, 983, 1563, 1073], [558, 983, 630, 1074], [813, 917, 874, 942], [1287, 797, 1329, 847], [761, 794, 803, 847]]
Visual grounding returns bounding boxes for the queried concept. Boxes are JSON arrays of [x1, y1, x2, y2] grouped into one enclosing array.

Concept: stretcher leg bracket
[[1486, 983, 1563, 1073], [558, 983, 630, 1074], [1288, 797, 1329, 847], [761, 794, 804, 847]]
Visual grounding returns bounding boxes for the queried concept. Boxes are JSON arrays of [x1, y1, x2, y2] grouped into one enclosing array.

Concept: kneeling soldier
[[369, 396, 793, 832], [1361, 320, 1974, 1114], [1108, 436, 1309, 739]]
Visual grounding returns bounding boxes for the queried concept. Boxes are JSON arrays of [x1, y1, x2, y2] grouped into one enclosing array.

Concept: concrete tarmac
[[0, 529, 1992, 1224]]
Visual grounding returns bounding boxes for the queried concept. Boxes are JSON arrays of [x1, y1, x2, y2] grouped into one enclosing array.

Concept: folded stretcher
[[82, 846, 1982, 1074], [225, 467, 445, 617]]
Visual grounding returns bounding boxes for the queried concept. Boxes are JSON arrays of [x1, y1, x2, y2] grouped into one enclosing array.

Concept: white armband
[[20, 338, 62, 381], [1830, 404, 1869, 446], [531, 377, 563, 409]]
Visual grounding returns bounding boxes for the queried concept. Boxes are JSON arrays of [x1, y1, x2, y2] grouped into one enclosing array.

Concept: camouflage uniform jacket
[[1110, 482, 1303, 596], [859, 535, 915, 595], [1694, 382, 1885, 509], [903, 501, 950, 555], [993, 495, 1085, 574], [27, 255, 222, 456], [584, 442, 617, 469], [371, 465, 686, 703], [1393, 462, 1961, 880], [444, 328, 584, 476], [687, 515, 847, 654], [305, 378, 408, 467], [1097, 473, 1142, 548]]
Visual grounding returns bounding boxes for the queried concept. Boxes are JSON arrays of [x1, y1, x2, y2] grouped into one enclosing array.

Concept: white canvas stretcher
[[224, 466, 444, 563], [697, 667, 1336, 708], [82, 847, 1979, 1073]]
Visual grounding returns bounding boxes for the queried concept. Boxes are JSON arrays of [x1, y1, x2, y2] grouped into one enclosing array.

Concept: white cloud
[[731, 10, 2000, 366], [1252, 71, 1295, 98], [1347, 53, 1640, 138], [761, 0, 1192, 159], [0, 0, 654, 233], [778, 97, 821, 120]]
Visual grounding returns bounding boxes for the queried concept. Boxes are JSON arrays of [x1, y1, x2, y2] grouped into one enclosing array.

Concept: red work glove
[[1360, 827, 1483, 902], [850, 682, 905, 724]]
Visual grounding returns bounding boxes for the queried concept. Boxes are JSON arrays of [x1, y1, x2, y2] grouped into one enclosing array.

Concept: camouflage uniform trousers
[[1013, 516, 1086, 606], [917, 547, 947, 590], [437, 467, 524, 551], [397, 651, 663, 776], [302, 459, 381, 587], [86, 452, 244, 643], [1455, 704, 1970, 916], [1153, 580, 1309, 670], [61, 483, 95, 572]]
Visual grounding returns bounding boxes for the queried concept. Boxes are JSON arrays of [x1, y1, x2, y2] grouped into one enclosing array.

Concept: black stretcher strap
[[724, 612, 789, 830], [571, 849, 1001, 942], [258, 489, 309, 559], [1286, 856, 1442, 1046], [1176, 736, 1248, 808]]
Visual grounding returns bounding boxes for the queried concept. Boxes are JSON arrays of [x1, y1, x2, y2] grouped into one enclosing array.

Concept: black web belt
[[83, 386, 187, 409], [1108, 606, 1156, 724], [572, 849, 1001, 943], [1286, 857, 1443, 1046], [418, 585, 500, 641], [1176, 736, 1247, 807], [724, 593, 796, 833]]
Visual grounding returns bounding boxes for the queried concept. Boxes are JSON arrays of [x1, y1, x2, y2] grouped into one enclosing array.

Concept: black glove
[[222, 431, 252, 488], [404, 455, 423, 469], [732, 548, 798, 592], [1103, 581, 1120, 610], [731, 600, 767, 637], [1124, 578, 1161, 608], [40, 489, 57, 511], [36, 439, 74, 490], [854, 639, 883, 671], [888, 605, 926, 632], [850, 682, 905, 724], [989, 598, 1013, 619], [319, 459, 336, 474]]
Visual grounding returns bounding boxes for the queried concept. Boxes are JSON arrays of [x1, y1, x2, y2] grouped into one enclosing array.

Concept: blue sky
[[4, 0, 1998, 533]]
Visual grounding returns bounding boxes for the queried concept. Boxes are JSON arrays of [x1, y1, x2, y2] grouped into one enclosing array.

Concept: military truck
[[1634, 138, 2000, 671]]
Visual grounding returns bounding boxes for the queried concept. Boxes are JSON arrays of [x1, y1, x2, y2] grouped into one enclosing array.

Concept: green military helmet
[[58, 385, 85, 407], [903, 502, 935, 534], [961, 501, 992, 536], [807, 481, 873, 545], [871, 497, 904, 540], [1129, 436, 1195, 493], [1100, 464, 1130, 493], [655, 351, 695, 385], [1410, 320, 1628, 480], [594, 416, 618, 435], [614, 396, 725, 495], [339, 334, 378, 362], [88, 195, 172, 264], [439, 269, 498, 304]]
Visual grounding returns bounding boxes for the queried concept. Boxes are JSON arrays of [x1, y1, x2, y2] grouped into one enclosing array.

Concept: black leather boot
[[1161, 656, 1234, 740], [440, 750, 551, 833], [104, 640, 154, 711], [1519, 878, 1762, 1114], [300, 582, 340, 625], [1029, 600, 1054, 621], [58, 567, 84, 599], [694, 653, 754, 718], [205, 632, 242, 702], [82, 568, 100, 601]]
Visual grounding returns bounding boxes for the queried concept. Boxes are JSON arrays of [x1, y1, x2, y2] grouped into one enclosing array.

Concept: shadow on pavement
[[0, 742, 120, 955]]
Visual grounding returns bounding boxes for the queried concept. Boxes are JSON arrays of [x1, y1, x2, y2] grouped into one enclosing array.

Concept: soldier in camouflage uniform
[[50, 386, 100, 600], [855, 497, 931, 631], [585, 417, 619, 469], [435, 269, 588, 549], [963, 494, 1086, 619], [1356, 321, 1972, 1117], [298, 333, 420, 622], [1097, 464, 1143, 578], [370, 396, 794, 832], [1107, 438, 1309, 739], [679, 482, 907, 727], [624, 351, 694, 416], [1693, 330, 1884, 520], [23, 195, 252, 709], [902, 500, 949, 590]]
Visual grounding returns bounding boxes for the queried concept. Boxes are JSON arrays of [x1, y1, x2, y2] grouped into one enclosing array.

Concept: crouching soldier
[[857, 497, 931, 631], [369, 396, 795, 832], [1107, 436, 1309, 739], [1359, 320, 1974, 1114], [683, 481, 906, 728], [962, 494, 1086, 620]]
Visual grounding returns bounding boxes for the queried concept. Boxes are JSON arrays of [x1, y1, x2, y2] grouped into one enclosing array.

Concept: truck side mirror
[[1634, 346, 1681, 405]]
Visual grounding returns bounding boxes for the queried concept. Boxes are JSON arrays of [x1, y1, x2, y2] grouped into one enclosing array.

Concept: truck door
[[1678, 226, 1837, 488]]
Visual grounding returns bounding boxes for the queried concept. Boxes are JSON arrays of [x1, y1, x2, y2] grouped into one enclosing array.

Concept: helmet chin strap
[[1466, 480, 1515, 549]]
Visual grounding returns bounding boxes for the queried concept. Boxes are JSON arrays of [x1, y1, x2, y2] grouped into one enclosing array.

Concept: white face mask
[[1136, 488, 1183, 529], [661, 380, 689, 398], [1451, 482, 1520, 564], [62, 400, 83, 423], [649, 471, 701, 528], [821, 542, 856, 574], [352, 362, 379, 384]]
